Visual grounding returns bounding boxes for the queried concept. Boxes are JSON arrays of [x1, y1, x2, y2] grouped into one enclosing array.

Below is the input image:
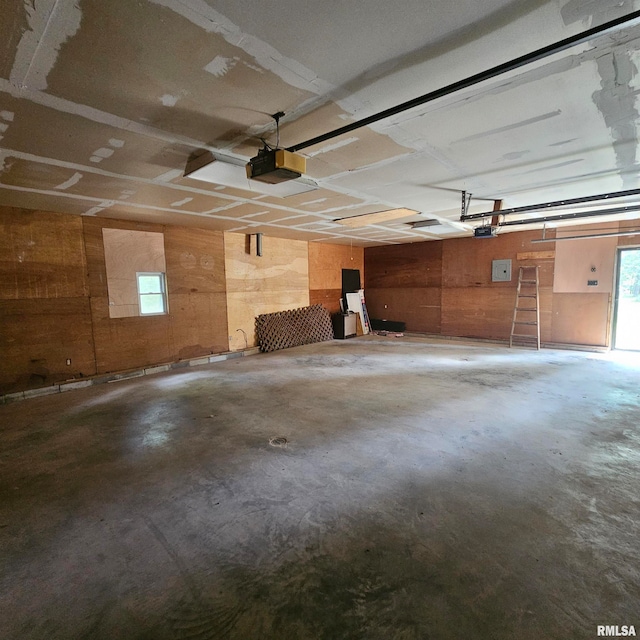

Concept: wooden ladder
[[510, 265, 540, 350]]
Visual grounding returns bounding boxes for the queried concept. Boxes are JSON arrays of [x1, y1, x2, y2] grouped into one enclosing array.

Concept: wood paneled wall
[[0, 207, 229, 392], [440, 232, 556, 342], [364, 226, 624, 347], [3, 204, 636, 393], [1, 207, 366, 391], [225, 232, 309, 350], [0, 208, 96, 392], [365, 242, 442, 332], [84, 217, 228, 373], [308, 243, 364, 314], [553, 223, 617, 293]]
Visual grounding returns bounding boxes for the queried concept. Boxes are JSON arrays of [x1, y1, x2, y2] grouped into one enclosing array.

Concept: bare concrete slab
[[1, 336, 639, 639]]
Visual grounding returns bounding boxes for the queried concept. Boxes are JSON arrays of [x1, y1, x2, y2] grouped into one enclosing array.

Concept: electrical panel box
[[492, 259, 512, 282]]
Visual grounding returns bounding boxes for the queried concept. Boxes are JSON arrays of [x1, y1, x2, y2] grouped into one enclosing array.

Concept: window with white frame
[[136, 272, 167, 315]]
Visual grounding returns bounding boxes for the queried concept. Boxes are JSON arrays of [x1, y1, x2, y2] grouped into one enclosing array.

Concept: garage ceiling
[[1, 0, 640, 245]]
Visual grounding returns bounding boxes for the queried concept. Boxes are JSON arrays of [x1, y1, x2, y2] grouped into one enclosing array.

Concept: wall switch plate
[[492, 259, 512, 282]]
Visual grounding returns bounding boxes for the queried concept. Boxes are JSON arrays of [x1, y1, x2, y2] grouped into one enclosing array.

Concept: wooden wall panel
[[164, 227, 226, 294], [438, 231, 559, 342], [0, 207, 88, 300], [366, 287, 441, 333], [365, 235, 556, 338], [365, 241, 442, 288], [225, 233, 308, 293], [225, 232, 309, 350], [308, 242, 364, 314], [168, 292, 229, 359], [308, 243, 364, 290], [85, 218, 230, 372], [90, 296, 172, 373], [441, 287, 553, 342], [309, 288, 342, 314], [0, 207, 95, 393], [442, 231, 550, 288], [553, 224, 617, 293], [441, 288, 510, 340], [165, 227, 228, 360], [551, 293, 610, 346], [0, 297, 96, 393]]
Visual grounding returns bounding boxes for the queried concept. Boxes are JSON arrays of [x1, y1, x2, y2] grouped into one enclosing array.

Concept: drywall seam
[[148, 0, 332, 94], [153, 169, 184, 183], [170, 197, 193, 207], [306, 137, 359, 157], [10, 0, 82, 90], [54, 171, 82, 190], [84, 200, 115, 216]]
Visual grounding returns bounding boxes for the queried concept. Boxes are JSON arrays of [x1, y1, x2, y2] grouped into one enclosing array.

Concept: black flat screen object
[[371, 319, 406, 332], [342, 268, 361, 302]]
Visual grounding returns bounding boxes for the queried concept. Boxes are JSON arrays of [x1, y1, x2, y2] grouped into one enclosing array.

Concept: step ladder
[[510, 265, 540, 350]]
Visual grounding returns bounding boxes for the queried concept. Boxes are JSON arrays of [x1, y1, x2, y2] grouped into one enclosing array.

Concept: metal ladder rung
[[514, 321, 538, 326], [512, 333, 539, 338], [515, 307, 537, 311]]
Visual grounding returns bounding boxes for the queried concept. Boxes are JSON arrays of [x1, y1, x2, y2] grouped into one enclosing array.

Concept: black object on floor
[[370, 318, 406, 332]]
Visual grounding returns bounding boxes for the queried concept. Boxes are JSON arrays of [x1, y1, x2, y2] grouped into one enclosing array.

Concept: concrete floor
[[1, 336, 639, 639]]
